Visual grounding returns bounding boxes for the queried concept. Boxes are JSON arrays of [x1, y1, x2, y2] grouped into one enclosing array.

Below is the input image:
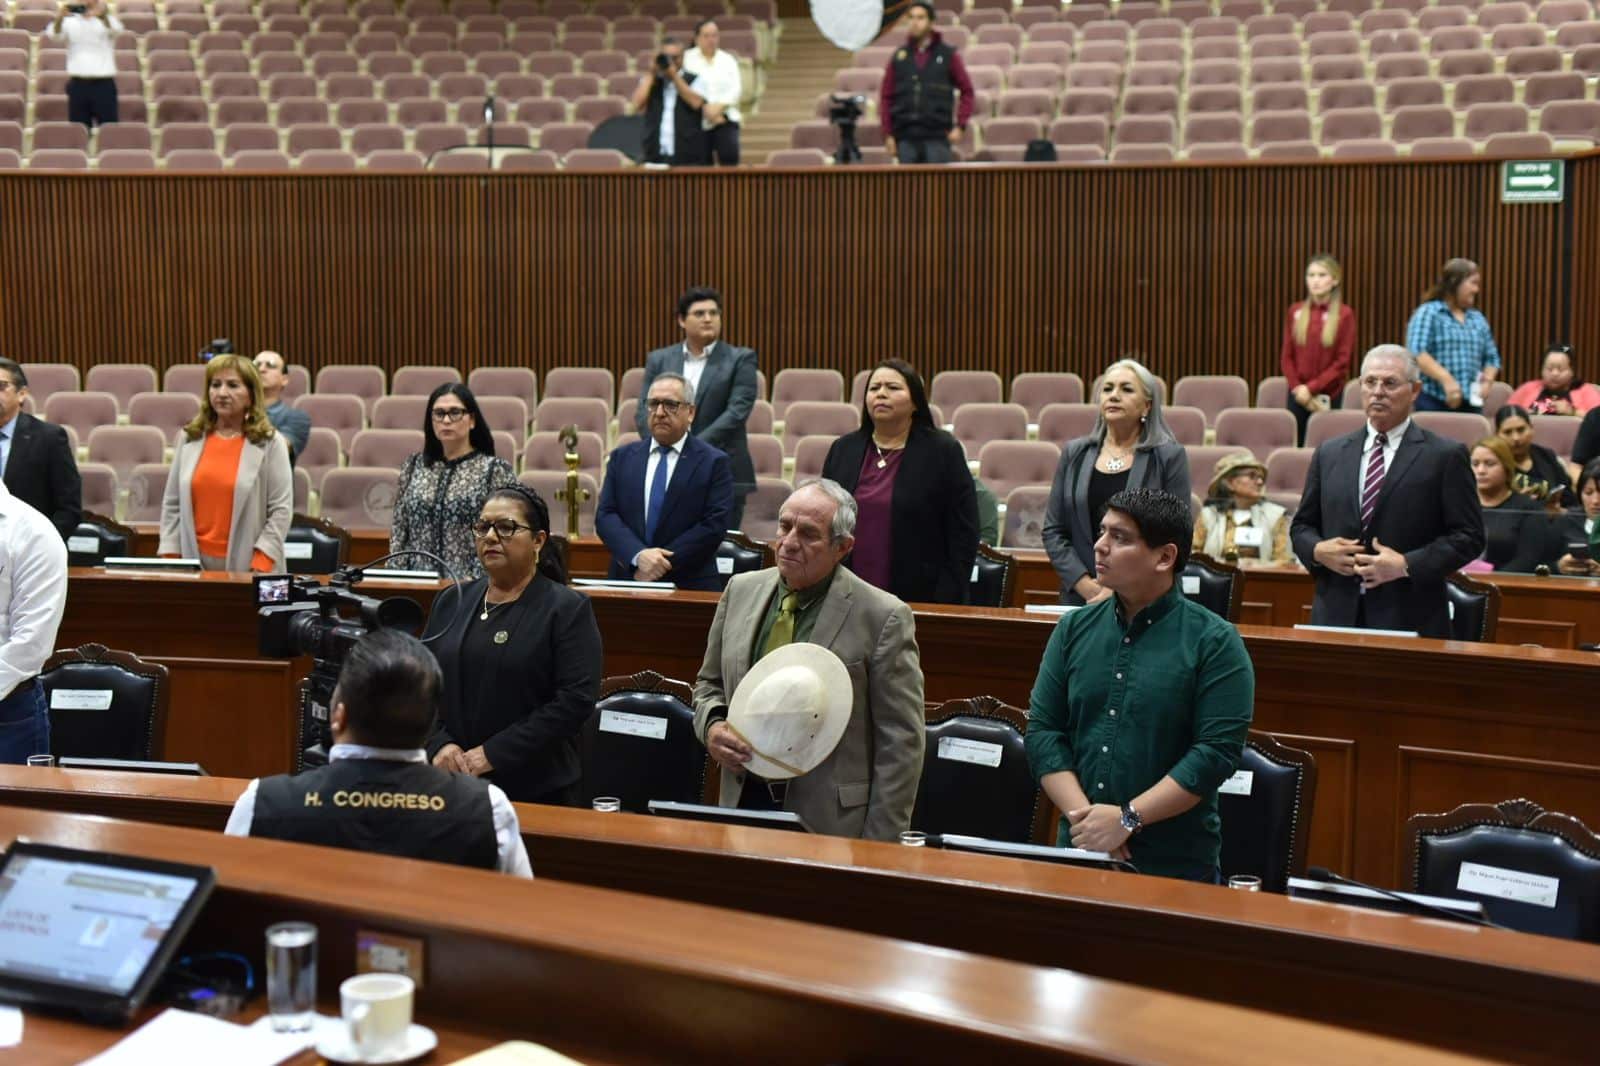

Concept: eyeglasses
[[1231, 470, 1266, 481], [431, 407, 470, 423], [472, 519, 535, 539], [1360, 376, 1409, 393], [645, 399, 686, 413]]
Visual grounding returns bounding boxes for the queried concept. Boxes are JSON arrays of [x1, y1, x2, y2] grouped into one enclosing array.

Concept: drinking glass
[[265, 922, 318, 1032]]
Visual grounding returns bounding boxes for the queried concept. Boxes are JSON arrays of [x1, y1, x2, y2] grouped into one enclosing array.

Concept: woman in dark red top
[[1280, 253, 1357, 445]]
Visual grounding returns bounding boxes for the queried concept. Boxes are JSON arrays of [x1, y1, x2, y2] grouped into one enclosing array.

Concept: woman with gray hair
[[1043, 359, 1191, 604]]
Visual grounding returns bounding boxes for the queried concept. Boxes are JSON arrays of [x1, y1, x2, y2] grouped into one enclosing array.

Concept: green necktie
[[763, 591, 798, 658]]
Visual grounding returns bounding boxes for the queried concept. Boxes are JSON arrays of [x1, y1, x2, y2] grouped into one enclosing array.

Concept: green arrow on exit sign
[[1500, 160, 1565, 204]]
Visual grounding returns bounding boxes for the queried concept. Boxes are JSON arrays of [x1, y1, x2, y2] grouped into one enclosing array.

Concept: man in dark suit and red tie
[[598, 373, 733, 590], [1291, 344, 1485, 638]]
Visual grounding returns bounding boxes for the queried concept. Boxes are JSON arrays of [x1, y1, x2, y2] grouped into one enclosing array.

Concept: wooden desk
[[1, 772, 1592, 1064], [1010, 550, 1600, 647], [60, 569, 1600, 886], [0, 807, 1483, 1066]]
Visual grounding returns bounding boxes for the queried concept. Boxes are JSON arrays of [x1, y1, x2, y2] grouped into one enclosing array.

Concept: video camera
[[256, 572, 426, 769], [198, 338, 234, 362], [827, 94, 865, 165]]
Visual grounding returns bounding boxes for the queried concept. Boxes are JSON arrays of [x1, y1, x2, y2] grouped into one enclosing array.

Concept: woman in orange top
[[159, 354, 292, 571], [1280, 253, 1357, 445]]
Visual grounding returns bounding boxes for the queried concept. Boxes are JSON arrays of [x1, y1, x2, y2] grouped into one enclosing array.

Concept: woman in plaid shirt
[[1405, 257, 1502, 412]]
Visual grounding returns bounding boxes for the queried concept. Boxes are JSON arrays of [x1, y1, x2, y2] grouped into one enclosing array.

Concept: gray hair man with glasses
[[1291, 344, 1484, 637], [597, 373, 733, 589]]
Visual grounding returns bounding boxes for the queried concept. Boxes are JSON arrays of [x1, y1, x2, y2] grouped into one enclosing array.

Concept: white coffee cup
[[340, 973, 414, 1058]]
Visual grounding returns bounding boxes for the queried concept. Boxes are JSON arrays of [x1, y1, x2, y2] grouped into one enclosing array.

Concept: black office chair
[[66, 511, 134, 567], [967, 543, 1017, 608], [39, 643, 170, 761], [285, 513, 350, 574], [578, 670, 710, 812], [1181, 553, 1242, 621], [1406, 799, 1600, 942], [910, 696, 1047, 844], [716, 531, 774, 589], [1218, 731, 1318, 893], [1444, 571, 1500, 642]]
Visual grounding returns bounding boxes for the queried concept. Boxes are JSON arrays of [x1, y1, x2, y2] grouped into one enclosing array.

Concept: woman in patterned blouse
[[390, 383, 517, 580]]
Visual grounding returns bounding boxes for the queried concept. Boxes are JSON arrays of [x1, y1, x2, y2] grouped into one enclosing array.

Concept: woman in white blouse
[[684, 19, 743, 166]]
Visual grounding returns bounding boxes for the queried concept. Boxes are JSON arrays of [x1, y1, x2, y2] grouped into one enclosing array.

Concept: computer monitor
[[0, 842, 215, 1023], [1286, 877, 1489, 923], [646, 800, 809, 833], [934, 834, 1138, 873], [56, 758, 208, 777]]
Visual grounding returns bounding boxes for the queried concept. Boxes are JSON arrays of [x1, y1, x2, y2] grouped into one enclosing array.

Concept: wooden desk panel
[[0, 772, 1592, 1064], [0, 806, 1488, 1066], [61, 570, 1600, 885]]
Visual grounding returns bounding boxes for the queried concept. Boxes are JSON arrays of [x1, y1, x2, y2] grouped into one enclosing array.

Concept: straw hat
[[726, 643, 853, 780], [1208, 453, 1268, 500]]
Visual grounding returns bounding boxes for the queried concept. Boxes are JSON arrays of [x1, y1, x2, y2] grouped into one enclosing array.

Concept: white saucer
[[315, 1023, 438, 1064]]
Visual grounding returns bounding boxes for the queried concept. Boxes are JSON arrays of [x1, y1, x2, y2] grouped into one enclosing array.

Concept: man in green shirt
[[1026, 488, 1253, 881]]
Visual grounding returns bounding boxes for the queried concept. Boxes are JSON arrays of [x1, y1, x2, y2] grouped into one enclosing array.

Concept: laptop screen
[[0, 849, 206, 999]]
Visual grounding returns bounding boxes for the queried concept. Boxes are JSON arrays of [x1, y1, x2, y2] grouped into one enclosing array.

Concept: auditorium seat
[[1036, 403, 1100, 447], [952, 403, 1029, 458], [1173, 375, 1250, 427], [295, 394, 367, 452], [1409, 138, 1476, 158], [126, 392, 200, 444], [77, 463, 118, 518], [543, 367, 616, 411], [315, 364, 386, 418], [738, 477, 791, 541], [1215, 409, 1299, 461], [468, 366, 539, 411], [369, 396, 428, 432], [780, 402, 858, 456], [476, 397, 532, 449], [1159, 406, 1204, 446], [521, 430, 604, 480], [930, 370, 1004, 416], [771, 368, 845, 420], [1010, 372, 1085, 423], [122, 463, 169, 523], [1255, 377, 1288, 410], [766, 148, 829, 167], [1002, 485, 1050, 549], [45, 391, 119, 447], [1540, 100, 1600, 146], [1414, 411, 1493, 448], [85, 364, 158, 413], [1186, 446, 1255, 494], [791, 435, 834, 484], [19, 363, 79, 410], [98, 149, 158, 170], [1265, 446, 1315, 510], [297, 427, 344, 492], [564, 148, 628, 169], [319, 466, 400, 529], [747, 434, 784, 479], [87, 426, 166, 489], [1305, 409, 1368, 448], [348, 429, 424, 470], [977, 440, 1061, 501], [497, 150, 561, 171], [519, 469, 599, 535], [391, 365, 463, 398]]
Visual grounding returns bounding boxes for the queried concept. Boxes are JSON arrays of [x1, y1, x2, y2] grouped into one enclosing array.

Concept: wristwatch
[[1119, 803, 1143, 836]]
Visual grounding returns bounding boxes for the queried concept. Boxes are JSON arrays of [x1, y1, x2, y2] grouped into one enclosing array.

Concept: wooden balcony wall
[[3, 153, 1596, 388]]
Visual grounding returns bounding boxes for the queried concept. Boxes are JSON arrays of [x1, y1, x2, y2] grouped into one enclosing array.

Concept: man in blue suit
[[598, 373, 734, 590]]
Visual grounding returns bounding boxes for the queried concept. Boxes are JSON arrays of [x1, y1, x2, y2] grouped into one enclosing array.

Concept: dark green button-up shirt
[[752, 570, 836, 661], [1025, 584, 1254, 878]]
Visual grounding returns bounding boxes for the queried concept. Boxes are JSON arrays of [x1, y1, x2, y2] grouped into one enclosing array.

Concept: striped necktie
[[1360, 432, 1388, 530]]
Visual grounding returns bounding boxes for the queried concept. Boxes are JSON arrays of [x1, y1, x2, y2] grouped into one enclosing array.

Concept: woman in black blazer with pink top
[[821, 359, 979, 605]]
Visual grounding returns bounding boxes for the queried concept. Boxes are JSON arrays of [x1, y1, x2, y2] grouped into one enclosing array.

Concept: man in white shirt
[[224, 629, 533, 878], [0, 478, 68, 763], [47, 0, 124, 129], [684, 19, 743, 166]]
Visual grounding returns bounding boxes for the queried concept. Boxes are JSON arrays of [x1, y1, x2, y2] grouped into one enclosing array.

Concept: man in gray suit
[[635, 286, 757, 528], [693, 479, 925, 840]]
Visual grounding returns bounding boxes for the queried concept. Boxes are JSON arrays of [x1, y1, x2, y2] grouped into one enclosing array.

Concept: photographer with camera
[[225, 628, 533, 877], [630, 39, 708, 166], [47, 0, 124, 131], [879, 2, 973, 165]]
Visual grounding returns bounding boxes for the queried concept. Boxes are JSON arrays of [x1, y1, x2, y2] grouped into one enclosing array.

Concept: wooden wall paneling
[[1269, 732, 1359, 875], [1567, 154, 1598, 359], [0, 160, 1589, 395], [149, 655, 298, 779], [1392, 746, 1600, 884]]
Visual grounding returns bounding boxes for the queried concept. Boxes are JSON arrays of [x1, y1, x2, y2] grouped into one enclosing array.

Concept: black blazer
[[1291, 421, 1485, 637], [422, 576, 604, 803], [821, 423, 979, 605], [2, 412, 81, 540], [636, 342, 758, 495]]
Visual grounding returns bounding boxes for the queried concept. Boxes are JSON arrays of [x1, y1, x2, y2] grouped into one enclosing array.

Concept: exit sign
[[1500, 160, 1565, 204]]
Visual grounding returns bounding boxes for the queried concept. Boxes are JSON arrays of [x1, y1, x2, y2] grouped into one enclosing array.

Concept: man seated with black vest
[[224, 629, 532, 877]]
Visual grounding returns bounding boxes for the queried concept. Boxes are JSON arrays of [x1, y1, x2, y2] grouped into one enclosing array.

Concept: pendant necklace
[[872, 438, 903, 469], [480, 592, 508, 622]]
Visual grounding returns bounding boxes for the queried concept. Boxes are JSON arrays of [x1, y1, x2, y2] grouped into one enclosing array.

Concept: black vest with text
[[251, 758, 498, 870], [889, 41, 957, 140]]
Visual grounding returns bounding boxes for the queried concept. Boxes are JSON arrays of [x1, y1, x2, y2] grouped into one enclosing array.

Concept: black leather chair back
[[39, 645, 169, 761], [968, 544, 1016, 608], [1218, 733, 1317, 893], [579, 684, 706, 812], [285, 514, 348, 574], [1444, 572, 1499, 642], [911, 713, 1038, 843], [1181, 553, 1242, 621], [1414, 824, 1600, 941], [66, 512, 131, 566], [716, 532, 772, 589]]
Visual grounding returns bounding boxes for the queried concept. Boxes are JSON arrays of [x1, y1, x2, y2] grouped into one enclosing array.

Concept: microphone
[[482, 93, 496, 127], [1305, 866, 1502, 929]]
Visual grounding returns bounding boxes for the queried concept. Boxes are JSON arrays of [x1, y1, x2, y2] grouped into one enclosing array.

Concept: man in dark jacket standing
[[879, 2, 974, 165], [631, 38, 708, 166]]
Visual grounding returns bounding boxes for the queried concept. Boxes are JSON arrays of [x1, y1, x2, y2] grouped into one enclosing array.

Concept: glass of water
[[1227, 875, 1262, 892], [25, 755, 54, 768], [591, 796, 621, 812], [265, 922, 318, 1032]]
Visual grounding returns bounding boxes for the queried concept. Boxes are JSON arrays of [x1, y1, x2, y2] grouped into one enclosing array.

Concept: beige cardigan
[[159, 431, 293, 571]]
